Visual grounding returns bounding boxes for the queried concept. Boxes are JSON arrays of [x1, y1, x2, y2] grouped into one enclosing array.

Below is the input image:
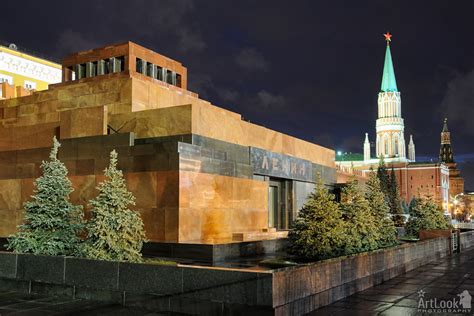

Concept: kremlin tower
[[366, 32, 414, 163], [439, 118, 464, 197], [337, 33, 450, 210]]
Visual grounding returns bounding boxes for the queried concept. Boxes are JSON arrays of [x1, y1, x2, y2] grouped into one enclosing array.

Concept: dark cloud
[[0, 0, 472, 173], [217, 89, 239, 103], [440, 68, 474, 136], [235, 48, 268, 72], [56, 29, 100, 57], [255, 90, 286, 109], [177, 28, 206, 53]]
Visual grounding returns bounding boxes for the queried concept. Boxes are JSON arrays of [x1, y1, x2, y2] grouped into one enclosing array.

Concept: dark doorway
[[268, 178, 292, 230]]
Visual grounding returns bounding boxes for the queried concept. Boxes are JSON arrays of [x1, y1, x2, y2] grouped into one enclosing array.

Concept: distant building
[[338, 34, 450, 209], [0, 42, 61, 99]]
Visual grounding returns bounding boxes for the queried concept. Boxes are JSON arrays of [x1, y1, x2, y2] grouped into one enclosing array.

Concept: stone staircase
[[232, 228, 288, 242]]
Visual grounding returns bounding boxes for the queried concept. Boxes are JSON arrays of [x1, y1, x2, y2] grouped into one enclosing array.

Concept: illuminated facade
[[0, 42, 61, 99], [0, 41, 336, 244], [439, 119, 465, 209], [338, 34, 450, 209]]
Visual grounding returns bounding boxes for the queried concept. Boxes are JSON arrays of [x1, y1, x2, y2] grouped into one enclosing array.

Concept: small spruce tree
[[7, 137, 84, 256], [376, 157, 390, 195], [341, 178, 379, 254], [365, 171, 397, 248], [288, 179, 346, 260], [82, 150, 146, 262], [405, 195, 451, 238], [388, 167, 405, 227]]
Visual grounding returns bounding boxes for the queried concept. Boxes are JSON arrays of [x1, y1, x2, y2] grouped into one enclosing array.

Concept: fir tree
[[387, 167, 405, 227], [288, 179, 346, 260], [7, 137, 84, 256], [82, 150, 146, 262], [405, 195, 451, 238], [341, 178, 379, 254], [365, 171, 397, 248], [376, 157, 390, 195]]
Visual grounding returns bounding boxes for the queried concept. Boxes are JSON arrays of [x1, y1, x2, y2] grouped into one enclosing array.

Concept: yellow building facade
[[0, 43, 61, 99]]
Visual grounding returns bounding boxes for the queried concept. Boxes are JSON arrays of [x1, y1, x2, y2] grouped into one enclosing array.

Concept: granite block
[[124, 293, 170, 312], [181, 267, 260, 304], [130, 144, 155, 156], [0, 151, 17, 164], [169, 296, 225, 315], [30, 281, 74, 297], [0, 278, 30, 293], [0, 252, 17, 278], [74, 287, 123, 303], [75, 159, 95, 175], [118, 262, 182, 295], [65, 257, 119, 290], [257, 274, 273, 306], [17, 254, 65, 284]]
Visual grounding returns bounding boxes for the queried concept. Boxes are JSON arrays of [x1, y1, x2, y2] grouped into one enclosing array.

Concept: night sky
[[2, 1, 473, 189]]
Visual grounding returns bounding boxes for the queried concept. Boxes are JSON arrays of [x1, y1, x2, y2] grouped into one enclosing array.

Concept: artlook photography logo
[[418, 289, 472, 313]]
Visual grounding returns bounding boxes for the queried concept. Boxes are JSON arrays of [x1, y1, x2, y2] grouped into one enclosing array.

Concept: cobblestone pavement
[[0, 291, 182, 315], [309, 248, 474, 315], [1, 249, 474, 315]]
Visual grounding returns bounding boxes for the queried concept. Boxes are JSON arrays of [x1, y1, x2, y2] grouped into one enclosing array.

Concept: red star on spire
[[383, 32, 392, 43]]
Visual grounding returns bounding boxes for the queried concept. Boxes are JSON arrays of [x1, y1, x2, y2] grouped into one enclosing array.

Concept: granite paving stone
[[309, 247, 474, 315]]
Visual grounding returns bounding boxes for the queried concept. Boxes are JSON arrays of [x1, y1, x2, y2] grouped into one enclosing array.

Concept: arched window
[[394, 135, 399, 156], [384, 134, 389, 156], [375, 135, 382, 157]]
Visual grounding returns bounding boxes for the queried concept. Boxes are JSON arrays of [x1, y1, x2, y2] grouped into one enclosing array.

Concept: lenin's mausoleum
[[0, 42, 336, 246]]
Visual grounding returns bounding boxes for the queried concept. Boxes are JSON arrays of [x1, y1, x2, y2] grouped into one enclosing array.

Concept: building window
[[156, 66, 164, 81], [146, 62, 155, 77], [0, 74, 13, 85], [24, 80, 37, 90], [166, 70, 173, 84], [86, 62, 97, 78], [97, 60, 109, 75], [75, 64, 86, 79], [176, 73, 182, 87], [108, 56, 124, 73]]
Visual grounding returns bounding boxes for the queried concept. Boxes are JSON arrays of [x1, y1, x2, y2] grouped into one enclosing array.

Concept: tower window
[[394, 137, 399, 156]]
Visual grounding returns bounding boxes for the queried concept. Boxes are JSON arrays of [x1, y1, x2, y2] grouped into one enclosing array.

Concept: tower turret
[[408, 134, 415, 161], [364, 132, 370, 161], [439, 118, 454, 163], [375, 32, 407, 161]]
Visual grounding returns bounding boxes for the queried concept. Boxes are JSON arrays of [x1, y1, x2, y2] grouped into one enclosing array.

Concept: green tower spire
[[380, 33, 398, 92]]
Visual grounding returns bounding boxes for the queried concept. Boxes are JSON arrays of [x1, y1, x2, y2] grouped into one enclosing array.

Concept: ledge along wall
[[1, 234, 472, 315]]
